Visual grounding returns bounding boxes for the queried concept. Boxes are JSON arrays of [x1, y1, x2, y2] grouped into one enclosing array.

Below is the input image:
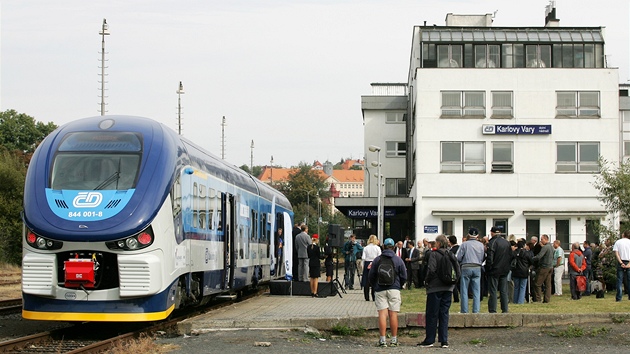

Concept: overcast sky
[[1, 0, 628, 168]]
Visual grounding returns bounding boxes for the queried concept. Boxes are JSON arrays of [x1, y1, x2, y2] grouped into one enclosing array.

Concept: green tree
[[239, 164, 263, 178], [0, 150, 26, 265], [276, 163, 330, 226], [591, 158, 630, 289], [0, 109, 57, 154]]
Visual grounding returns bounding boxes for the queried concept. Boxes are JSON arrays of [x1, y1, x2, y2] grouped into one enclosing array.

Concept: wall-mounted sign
[[424, 225, 439, 234], [346, 209, 396, 219], [482, 124, 552, 135]]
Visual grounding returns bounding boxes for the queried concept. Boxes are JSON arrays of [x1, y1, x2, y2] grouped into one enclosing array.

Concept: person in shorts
[[368, 238, 407, 347]]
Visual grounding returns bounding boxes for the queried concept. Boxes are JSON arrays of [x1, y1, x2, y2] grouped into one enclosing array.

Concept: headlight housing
[[25, 230, 63, 250], [106, 227, 154, 251]]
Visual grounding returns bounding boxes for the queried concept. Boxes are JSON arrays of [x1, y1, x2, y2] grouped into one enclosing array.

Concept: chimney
[[545, 0, 560, 27]]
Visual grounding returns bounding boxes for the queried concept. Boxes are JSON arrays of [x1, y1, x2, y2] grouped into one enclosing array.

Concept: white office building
[[348, 4, 625, 246]]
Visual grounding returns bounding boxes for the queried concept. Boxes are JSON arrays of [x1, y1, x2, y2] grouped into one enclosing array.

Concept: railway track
[[0, 298, 22, 316], [0, 288, 263, 353]]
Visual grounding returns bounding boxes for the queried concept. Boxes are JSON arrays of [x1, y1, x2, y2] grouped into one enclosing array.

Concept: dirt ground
[[155, 322, 630, 354]]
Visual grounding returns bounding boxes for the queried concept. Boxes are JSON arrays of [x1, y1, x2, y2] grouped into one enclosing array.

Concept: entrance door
[[222, 193, 236, 290]]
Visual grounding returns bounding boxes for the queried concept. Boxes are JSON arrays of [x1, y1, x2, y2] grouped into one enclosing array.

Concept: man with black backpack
[[368, 238, 407, 348], [418, 235, 459, 349]]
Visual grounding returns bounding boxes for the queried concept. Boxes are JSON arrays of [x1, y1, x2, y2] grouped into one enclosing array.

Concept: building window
[[526, 219, 540, 239], [442, 220, 453, 235], [491, 91, 513, 118], [492, 142, 513, 173], [386, 178, 407, 196], [585, 219, 600, 241], [386, 112, 406, 123], [463, 219, 486, 237], [386, 141, 406, 157], [624, 141, 630, 157], [556, 91, 600, 118], [441, 141, 485, 173], [502, 44, 525, 68], [474, 44, 500, 67], [441, 91, 485, 118], [437, 44, 462, 67], [556, 142, 599, 173], [525, 44, 551, 67], [556, 219, 570, 247], [553, 43, 602, 68]]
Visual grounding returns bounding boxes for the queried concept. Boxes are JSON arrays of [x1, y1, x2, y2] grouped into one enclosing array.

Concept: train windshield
[[50, 132, 142, 190]]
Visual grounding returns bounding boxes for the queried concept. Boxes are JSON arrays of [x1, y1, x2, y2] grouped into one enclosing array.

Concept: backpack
[[437, 249, 460, 285], [377, 256, 397, 286]]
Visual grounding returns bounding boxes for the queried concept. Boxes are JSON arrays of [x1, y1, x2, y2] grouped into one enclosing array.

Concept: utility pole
[[98, 19, 109, 116], [250, 140, 254, 172], [221, 116, 226, 159], [176, 81, 184, 135]]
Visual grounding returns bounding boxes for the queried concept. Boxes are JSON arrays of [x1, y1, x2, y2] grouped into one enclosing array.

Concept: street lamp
[[369, 145, 383, 244], [99, 19, 110, 116], [176, 81, 185, 135]]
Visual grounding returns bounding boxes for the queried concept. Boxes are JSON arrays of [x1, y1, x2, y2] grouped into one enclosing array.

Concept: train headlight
[[36, 237, 47, 248], [106, 227, 154, 251], [25, 230, 63, 250], [125, 237, 139, 250]]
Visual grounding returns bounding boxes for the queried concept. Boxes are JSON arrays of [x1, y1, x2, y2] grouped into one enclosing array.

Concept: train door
[[222, 193, 236, 290]]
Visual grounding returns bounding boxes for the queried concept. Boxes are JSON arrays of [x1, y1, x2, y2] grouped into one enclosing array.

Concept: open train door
[[283, 212, 293, 280], [222, 193, 236, 290]]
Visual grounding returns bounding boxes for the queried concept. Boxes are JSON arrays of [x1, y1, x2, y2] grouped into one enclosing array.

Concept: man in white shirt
[[613, 230, 630, 301]]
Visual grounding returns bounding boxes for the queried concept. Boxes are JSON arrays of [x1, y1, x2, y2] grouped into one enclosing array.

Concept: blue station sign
[[423, 225, 439, 234], [482, 124, 552, 135], [347, 209, 396, 219]]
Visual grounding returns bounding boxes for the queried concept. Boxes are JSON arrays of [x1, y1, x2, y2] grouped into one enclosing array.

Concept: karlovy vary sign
[[482, 124, 552, 135]]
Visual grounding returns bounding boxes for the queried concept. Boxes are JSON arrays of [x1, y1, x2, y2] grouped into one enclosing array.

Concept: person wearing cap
[[486, 226, 513, 313], [307, 234, 322, 297], [456, 227, 485, 313], [368, 237, 407, 348]]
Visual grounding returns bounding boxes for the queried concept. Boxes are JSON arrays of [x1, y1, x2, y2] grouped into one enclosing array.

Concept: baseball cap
[[468, 227, 479, 237], [490, 226, 501, 233], [384, 238, 395, 246]]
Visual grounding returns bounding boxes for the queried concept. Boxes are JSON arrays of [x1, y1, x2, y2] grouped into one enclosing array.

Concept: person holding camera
[[342, 234, 363, 290]]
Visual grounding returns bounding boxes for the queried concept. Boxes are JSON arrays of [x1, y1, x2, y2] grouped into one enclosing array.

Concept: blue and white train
[[22, 115, 293, 322]]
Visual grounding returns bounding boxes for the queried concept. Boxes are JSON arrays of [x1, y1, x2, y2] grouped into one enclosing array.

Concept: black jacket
[[512, 248, 533, 278], [486, 236, 513, 276]]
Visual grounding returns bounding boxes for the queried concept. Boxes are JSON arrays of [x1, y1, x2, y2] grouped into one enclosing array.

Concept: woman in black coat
[[512, 240, 533, 304], [308, 234, 322, 297]]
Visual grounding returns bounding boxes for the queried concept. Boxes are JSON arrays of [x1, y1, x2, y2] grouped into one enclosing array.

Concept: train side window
[[172, 177, 181, 216], [193, 182, 198, 228], [217, 192, 223, 230], [199, 184, 207, 229], [251, 209, 258, 242], [208, 188, 216, 230], [261, 213, 267, 243]]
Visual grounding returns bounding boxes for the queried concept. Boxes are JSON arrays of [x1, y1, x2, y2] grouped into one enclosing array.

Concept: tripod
[[332, 247, 345, 298]]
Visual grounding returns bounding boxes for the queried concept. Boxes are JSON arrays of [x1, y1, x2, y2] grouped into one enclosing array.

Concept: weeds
[[611, 315, 629, 324], [548, 324, 584, 338], [330, 324, 366, 336], [590, 326, 611, 336], [469, 338, 488, 345]]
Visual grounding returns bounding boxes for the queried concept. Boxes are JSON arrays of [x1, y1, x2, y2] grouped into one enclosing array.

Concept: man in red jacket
[[568, 242, 587, 300]]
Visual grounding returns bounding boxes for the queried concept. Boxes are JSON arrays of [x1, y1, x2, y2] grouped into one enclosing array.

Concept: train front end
[[22, 116, 179, 322]]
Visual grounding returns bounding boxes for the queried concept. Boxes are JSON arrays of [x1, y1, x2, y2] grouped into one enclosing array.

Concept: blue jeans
[[459, 266, 481, 313], [616, 261, 630, 301], [424, 291, 452, 345], [513, 276, 528, 304], [488, 275, 509, 313]]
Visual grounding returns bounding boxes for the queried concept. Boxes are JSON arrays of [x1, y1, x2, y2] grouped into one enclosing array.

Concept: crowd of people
[[285, 222, 630, 348]]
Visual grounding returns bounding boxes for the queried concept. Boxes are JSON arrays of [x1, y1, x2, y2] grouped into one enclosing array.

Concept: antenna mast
[[221, 116, 226, 159], [98, 19, 110, 115]]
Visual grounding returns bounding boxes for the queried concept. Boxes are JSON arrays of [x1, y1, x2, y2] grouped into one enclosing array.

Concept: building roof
[[417, 26, 604, 43], [257, 167, 363, 184], [331, 170, 364, 183], [341, 159, 364, 170]]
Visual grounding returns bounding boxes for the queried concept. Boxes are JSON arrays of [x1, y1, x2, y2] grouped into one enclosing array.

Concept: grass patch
[[330, 324, 366, 336], [109, 334, 178, 354], [400, 284, 628, 314], [611, 315, 629, 323], [590, 326, 611, 336], [468, 338, 488, 345], [548, 324, 584, 338]]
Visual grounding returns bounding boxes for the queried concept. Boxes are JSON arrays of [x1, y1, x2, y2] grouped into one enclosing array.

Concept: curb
[[176, 312, 630, 335]]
